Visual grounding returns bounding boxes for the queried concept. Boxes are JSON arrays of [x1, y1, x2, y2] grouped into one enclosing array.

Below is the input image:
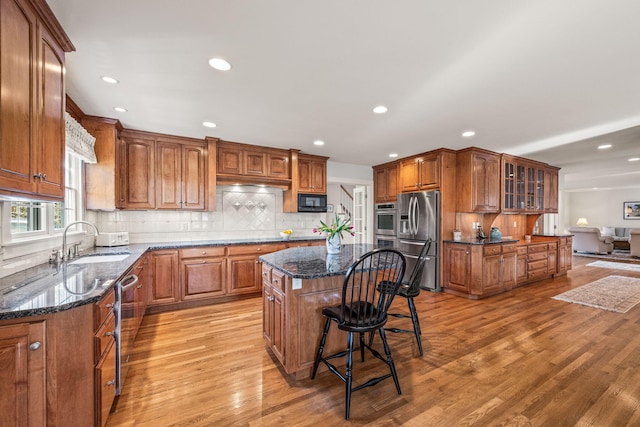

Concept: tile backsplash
[[90, 186, 324, 243]]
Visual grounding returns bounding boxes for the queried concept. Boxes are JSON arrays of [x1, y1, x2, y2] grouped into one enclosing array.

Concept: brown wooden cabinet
[[0, 0, 72, 201], [0, 321, 46, 427], [501, 155, 558, 213], [118, 132, 156, 209], [227, 243, 287, 295], [482, 244, 517, 294], [399, 153, 440, 192], [515, 246, 528, 284], [557, 236, 573, 275], [298, 154, 327, 193], [442, 243, 473, 294], [262, 265, 286, 364], [148, 250, 180, 306], [156, 139, 206, 210], [217, 141, 291, 183], [93, 288, 117, 427], [180, 247, 227, 300], [373, 162, 398, 203], [83, 117, 123, 210], [544, 167, 559, 213], [456, 148, 501, 213]]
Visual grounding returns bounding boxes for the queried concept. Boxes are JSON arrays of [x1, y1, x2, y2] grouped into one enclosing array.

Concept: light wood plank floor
[[106, 256, 640, 426]]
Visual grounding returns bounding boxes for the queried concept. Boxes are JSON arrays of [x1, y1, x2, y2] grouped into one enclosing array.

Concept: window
[[2, 152, 84, 243]]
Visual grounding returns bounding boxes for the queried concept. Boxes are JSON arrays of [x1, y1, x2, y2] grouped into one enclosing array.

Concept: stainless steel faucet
[[62, 221, 100, 260]]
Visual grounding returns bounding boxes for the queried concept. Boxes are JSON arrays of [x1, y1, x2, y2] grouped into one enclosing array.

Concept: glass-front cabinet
[[501, 155, 557, 214]]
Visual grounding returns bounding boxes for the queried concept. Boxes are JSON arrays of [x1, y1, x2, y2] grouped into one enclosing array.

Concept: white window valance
[[65, 112, 97, 163]]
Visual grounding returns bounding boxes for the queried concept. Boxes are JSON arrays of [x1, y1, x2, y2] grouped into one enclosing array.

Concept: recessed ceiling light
[[373, 105, 388, 114], [202, 121, 217, 128], [313, 140, 325, 146], [598, 144, 612, 149], [101, 76, 119, 84], [629, 157, 640, 162], [462, 130, 476, 138], [113, 107, 127, 113], [208, 58, 232, 71], [389, 153, 398, 158]]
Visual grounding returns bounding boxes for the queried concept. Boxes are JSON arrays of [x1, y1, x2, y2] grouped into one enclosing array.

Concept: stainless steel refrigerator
[[397, 190, 440, 291]]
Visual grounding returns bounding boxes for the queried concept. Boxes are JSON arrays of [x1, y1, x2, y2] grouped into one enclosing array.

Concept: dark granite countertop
[[0, 236, 323, 320], [259, 243, 376, 279], [442, 238, 519, 245]]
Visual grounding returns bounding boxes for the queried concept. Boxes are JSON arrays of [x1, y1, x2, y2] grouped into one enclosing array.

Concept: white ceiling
[[47, 0, 640, 191]]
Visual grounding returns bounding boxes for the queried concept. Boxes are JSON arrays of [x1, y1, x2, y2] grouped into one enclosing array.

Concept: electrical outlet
[[513, 221, 517, 228]]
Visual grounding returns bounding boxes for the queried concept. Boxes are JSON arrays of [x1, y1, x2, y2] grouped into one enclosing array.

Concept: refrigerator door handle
[[413, 195, 420, 235], [399, 240, 427, 246]]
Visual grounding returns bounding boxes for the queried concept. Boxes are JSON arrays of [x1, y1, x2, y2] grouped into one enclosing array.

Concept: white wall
[[563, 188, 640, 232]]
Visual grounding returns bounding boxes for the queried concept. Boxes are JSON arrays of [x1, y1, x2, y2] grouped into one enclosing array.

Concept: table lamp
[[576, 217, 589, 226]]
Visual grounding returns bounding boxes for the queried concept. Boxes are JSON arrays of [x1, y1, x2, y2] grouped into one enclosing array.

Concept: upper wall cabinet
[[399, 152, 440, 192], [216, 141, 292, 186], [373, 161, 398, 203], [156, 137, 206, 210], [501, 155, 558, 214], [297, 153, 327, 194], [0, 0, 74, 201], [456, 148, 501, 213], [83, 117, 123, 210]]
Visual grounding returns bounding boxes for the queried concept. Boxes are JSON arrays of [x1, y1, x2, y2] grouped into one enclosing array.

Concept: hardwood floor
[[106, 256, 640, 426]]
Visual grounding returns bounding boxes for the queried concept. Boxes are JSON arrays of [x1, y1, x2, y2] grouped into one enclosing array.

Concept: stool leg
[[408, 297, 423, 356], [345, 331, 354, 419], [379, 327, 401, 395], [359, 332, 365, 362], [312, 317, 331, 379]]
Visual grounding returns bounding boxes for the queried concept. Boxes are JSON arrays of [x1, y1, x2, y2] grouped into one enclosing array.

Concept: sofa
[[602, 227, 631, 250], [568, 226, 614, 254], [631, 229, 640, 258]]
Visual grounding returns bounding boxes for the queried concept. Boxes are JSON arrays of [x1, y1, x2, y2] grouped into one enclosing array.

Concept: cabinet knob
[[202, 251, 206, 255], [137, 284, 142, 289], [105, 380, 116, 386], [106, 331, 115, 337], [105, 303, 114, 309], [29, 341, 41, 351]]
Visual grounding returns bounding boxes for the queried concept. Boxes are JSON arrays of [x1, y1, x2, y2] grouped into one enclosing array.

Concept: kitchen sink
[[69, 254, 131, 265]]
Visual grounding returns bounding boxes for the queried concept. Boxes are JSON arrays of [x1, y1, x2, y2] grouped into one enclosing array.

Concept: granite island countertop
[[0, 236, 323, 320], [259, 243, 376, 279]]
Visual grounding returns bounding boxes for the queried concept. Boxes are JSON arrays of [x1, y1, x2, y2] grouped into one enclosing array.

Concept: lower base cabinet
[[262, 268, 286, 364], [95, 339, 117, 427], [443, 238, 566, 298], [0, 321, 46, 427]]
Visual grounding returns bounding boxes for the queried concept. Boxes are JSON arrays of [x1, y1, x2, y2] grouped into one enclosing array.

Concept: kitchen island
[[259, 243, 376, 379]]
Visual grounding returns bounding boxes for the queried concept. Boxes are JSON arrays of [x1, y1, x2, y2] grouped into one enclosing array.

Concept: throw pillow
[[602, 226, 616, 236]]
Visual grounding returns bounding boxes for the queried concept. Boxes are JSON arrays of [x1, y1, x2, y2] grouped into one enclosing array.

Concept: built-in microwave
[[375, 203, 397, 236], [298, 193, 327, 212]]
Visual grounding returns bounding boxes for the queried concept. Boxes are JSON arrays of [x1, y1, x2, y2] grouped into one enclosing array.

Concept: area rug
[[573, 249, 640, 263], [552, 275, 640, 313], [586, 261, 640, 273]]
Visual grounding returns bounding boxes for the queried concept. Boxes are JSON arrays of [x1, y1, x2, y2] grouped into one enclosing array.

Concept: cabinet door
[[156, 141, 182, 209], [263, 284, 285, 363], [181, 258, 227, 300], [36, 22, 66, 199], [182, 144, 206, 210], [419, 155, 440, 189], [399, 158, 420, 192], [0, 0, 37, 196], [471, 151, 500, 212], [149, 250, 179, 305], [374, 167, 389, 203], [0, 321, 46, 427], [544, 169, 559, 213], [217, 145, 242, 174], [95, 339, 117, 427], [227, 254, 261, 294], [244, 150, 267, 176], [482, 254, 503, 293], [443, 244, 470, 293], [547, 242, 558, 275], [267, 152, 290, 179], [501, 252, 517, 289], [119, 136, 155, 209], [502, 157, 516, 212]]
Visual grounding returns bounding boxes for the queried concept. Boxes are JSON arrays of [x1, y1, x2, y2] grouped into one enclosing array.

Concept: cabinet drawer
[[228, 243, 286, 255], [96, 340, 117, 427], [271, 269, 286, 292], [547, 242, 558, 250], [516, 246, 528, 255], [528, 244, 548, 253], [528, 251, 547, 261], [261, 264, 272, 283], [95, 289, 115, 330], [483, 245, 502, 256], [180, 247, 225, 259], [528, 259, 548, 271], [502, 244, 517, 254], [94, 312, 116, 361], [527, 269, 547, 280]]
